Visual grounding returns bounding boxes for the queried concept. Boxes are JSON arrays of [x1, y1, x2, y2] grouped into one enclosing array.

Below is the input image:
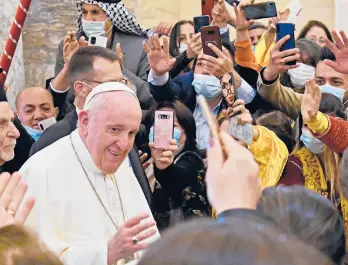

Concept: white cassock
[[19, 129, 160, 265]]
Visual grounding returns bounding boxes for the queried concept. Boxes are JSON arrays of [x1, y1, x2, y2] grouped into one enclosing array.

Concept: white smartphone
[[38, 117, 57, 133], [88, 35, 107, 48], [228, 116, 253, 145]]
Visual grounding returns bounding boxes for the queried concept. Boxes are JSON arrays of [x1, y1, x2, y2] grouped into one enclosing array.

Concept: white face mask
[[288, 63, 316, 89], [178, 43, 188, 54], [82, 18, 107, 38]]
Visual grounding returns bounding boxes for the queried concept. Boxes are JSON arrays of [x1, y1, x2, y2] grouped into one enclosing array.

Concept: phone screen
[[244, 2, 277, 20], [194, 16, 210, 33], [154, 111, 174, 149]]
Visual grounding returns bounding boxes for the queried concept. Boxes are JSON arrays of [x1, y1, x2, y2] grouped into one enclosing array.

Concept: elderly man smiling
[[20, 82, 160, 265]]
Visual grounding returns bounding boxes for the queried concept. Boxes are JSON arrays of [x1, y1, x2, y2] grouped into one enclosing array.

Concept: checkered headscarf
[[76, 0, 148, 37]]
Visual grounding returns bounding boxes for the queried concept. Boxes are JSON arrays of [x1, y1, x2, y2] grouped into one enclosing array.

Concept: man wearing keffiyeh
[[50, 0, 155, 119]]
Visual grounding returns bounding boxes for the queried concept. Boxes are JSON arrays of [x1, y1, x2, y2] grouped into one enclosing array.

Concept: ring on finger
[[7, 209, 15, 216], [132, 236, 139, 245]]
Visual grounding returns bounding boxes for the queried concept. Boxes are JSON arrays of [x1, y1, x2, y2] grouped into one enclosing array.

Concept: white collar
[[70, 129, 103, 175]]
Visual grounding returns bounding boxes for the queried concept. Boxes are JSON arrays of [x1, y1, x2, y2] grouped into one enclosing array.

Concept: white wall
[[335, 0, 348, 32]]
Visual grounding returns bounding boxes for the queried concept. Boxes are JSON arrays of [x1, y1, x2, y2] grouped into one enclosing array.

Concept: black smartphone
[[276, 23, 296, 65], [194, 15, 210, 34], [225, 0, 240, 6], [244, 1, 277, 20]]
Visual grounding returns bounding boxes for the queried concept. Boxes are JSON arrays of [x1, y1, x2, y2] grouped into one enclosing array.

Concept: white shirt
[[20, 130, 159, 265]]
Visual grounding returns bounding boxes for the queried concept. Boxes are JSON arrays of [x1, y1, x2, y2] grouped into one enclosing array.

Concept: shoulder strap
[[174, 151, 204, 168]]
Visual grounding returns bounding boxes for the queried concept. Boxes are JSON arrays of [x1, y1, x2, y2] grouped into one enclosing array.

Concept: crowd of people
[[1, 0, 348, 264]]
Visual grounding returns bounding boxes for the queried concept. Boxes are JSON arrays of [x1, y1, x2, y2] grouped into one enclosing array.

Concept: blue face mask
[[149, 126, 182, 147], [81, 18, 106, 38], [192, 74, 222, 100], [23, 125, 41, 141], [300, 130, 325, 155], [320, 84, 345, 102]]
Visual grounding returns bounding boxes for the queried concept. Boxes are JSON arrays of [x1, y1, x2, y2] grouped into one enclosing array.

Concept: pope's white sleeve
[[20, 167, 109, 265]]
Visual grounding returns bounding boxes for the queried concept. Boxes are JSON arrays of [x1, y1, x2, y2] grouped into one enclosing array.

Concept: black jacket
[[29, 109, 153, 208]]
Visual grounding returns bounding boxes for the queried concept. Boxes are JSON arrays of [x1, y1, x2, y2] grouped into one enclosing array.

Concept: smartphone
[[276, 23, 296, 65], [201, 26, 222, 58], [202, 0, 215, 20], [228, 116, 253, 145], [244, 1, 277, 20], [226, 0, 240, 6], [38, 117, 57, 133], [194, 15, 210, 34], [88, 35, 107, 48], [154, 110, 174, 149]]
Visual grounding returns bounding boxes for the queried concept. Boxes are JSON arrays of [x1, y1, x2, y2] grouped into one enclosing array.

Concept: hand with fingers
[[206, 132, 260, 214], [151, 22, 172, 37], [143, 34, 176, 76], [262, 35, 300, 81], [0, 172, 35, 228], [233, 0, 254, 31], [301, 79, 322, 123], [138, 151, 152, 171], [63, 31, 87, 65], [187, 33, 202, 59], [224, 99, 252, 123], [324, 30, 348, 74], [202, 44, 234, 78], [107, 213, 157, 265], [149, 139, 178, 170], [211, 0, 229, 28]]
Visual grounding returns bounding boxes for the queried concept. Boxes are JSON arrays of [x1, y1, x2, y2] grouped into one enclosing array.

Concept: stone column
[[0, 0, 26, 109]]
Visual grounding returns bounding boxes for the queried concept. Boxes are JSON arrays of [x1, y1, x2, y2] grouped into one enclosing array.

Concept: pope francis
[[19, 82, 160, 265]]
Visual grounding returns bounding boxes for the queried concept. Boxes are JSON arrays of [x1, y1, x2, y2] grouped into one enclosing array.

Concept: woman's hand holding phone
[[262, 35, 300, 81], [149, 139, 178, 170]]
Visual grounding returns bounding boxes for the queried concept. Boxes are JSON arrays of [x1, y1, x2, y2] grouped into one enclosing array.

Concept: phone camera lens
[[91, 37, 96, 45]]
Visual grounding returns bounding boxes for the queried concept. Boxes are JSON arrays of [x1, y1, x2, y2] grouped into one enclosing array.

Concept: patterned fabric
[[249, 126, 289, 188], [76, 0, 147, 37], [295, 146, 348, 243]]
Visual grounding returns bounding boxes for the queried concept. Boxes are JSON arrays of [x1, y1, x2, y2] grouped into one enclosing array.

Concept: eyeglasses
[[81, 77, 128, 86], [222, 84, 235, 96]]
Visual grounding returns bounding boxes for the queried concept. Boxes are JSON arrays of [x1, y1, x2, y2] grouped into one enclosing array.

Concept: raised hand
[[301, 79, 322, 123], [143, 34, 176, 76], [149, 139, 178, 170], [138, 150, 152, 171], [234, 1, 254, 31], [324, 30, 348, 74], [187, 33, 202, 59], [0, 172, 35, 228], [211, 0, 229, 28], [262, 35, 300, 81], [206, 132, 260, 214], [63, 31, 88, 65], [202, 44, 234, 78], [151, 22, 172, 37], [107, 213, 157, 265]]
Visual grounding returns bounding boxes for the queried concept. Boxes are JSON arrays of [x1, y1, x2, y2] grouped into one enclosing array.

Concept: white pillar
[[335, 0, 348, 32], [0, 0, 26, 109]]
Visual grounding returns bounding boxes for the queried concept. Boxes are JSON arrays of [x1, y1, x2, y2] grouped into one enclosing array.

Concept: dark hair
[[144, 100, 198, 152], [256, 111, 295, 153], [316, 45, 336, 65], [297, 20, 333, 42], [320, 93, 347, 120], [340, 148, 348, 200], [138, 218, 333, 265], [297, 38, 321, 67], [68, 46, 120, 88], [257, 186, 346, 264], [169, 20, 194, 57]]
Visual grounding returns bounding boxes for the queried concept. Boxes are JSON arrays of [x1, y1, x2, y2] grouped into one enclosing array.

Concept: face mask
[[81, 18, 106, 38], [23, 125, 41, 141], [178, 43, 188, 54], [149, 127, 183, 147], [300, 130, 325, 155], [320, 84, 345, 102], [192, 74, 222, 100], [288, 63, 315, 89]]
